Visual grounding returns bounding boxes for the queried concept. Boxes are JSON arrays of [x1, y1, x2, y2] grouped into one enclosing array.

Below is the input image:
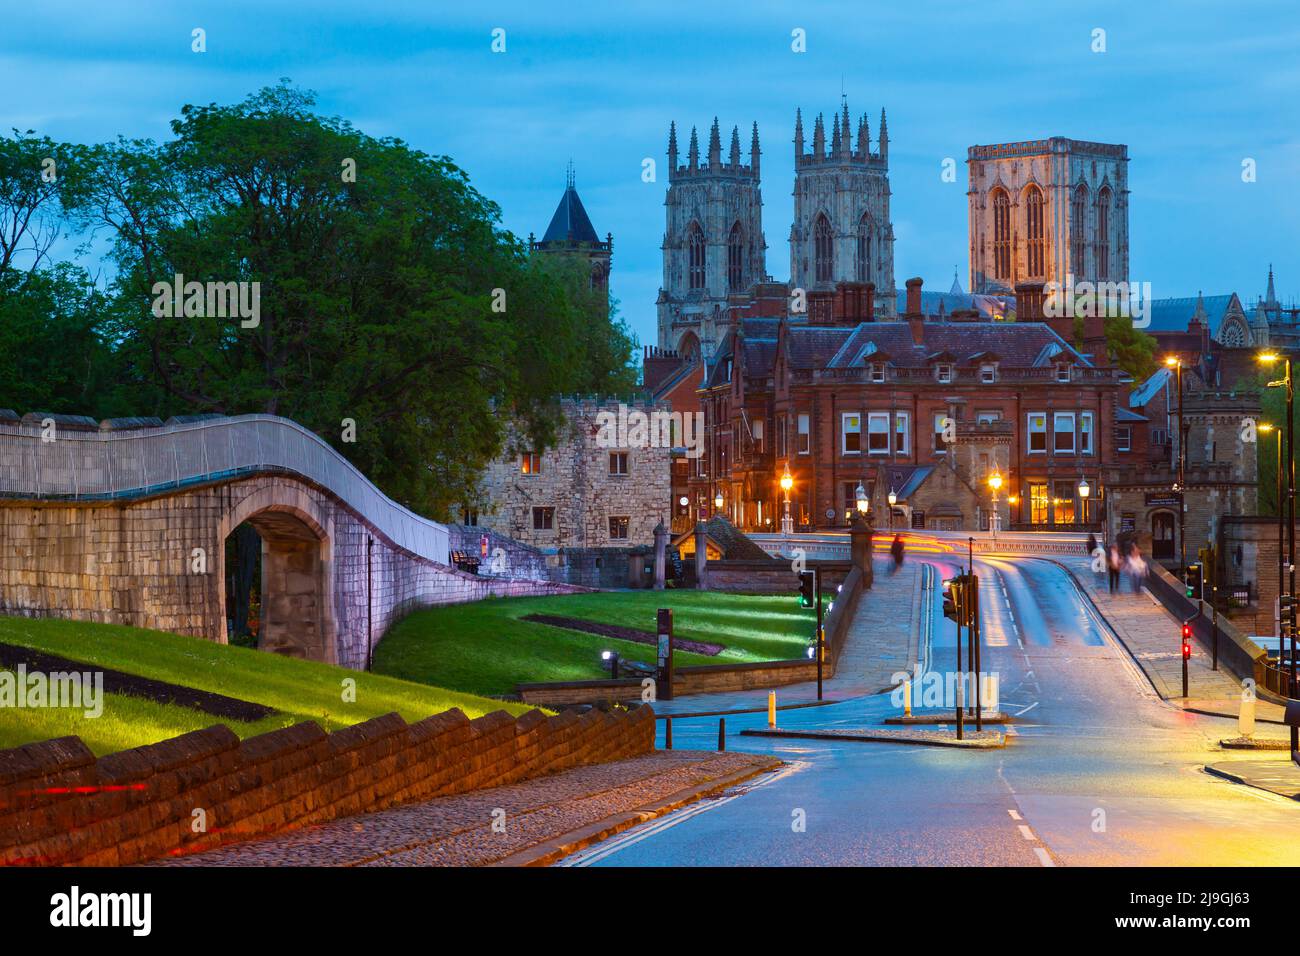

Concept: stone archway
[[216, 485, 339, 665]]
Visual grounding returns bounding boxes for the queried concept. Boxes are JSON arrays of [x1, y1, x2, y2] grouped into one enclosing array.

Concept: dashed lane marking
[[1007, 809, 1022, 820], [1018, 824, 1037, 841], [1034, 848, 1055, 867]]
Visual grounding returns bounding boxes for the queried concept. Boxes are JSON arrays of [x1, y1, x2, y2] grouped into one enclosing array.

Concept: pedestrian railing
[[0, 414, 450, 564]]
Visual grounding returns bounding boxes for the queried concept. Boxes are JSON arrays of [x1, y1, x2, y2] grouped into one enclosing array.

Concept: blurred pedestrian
[[1108, 545, 1122, 593], [1125, 546, 1148, 593], [1087, 532, 1098, 556], [890, 534, 905, 573]]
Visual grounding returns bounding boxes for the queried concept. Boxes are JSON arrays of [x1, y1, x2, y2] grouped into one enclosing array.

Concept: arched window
[[991, 190, 1011, 281], [1025, 185, 1045, 278], [814, 214, 834, 283], [1070, 184, 1088, 278], [688, 222, 706, 290], [856, 213, 873, 282], [727, 222, 744, 292], [1096, 187, 1111, 281]]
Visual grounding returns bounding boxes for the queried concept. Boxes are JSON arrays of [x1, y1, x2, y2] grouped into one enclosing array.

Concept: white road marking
[[1007, 809, 1022, 820], [1018, 824, 1036, 840], [555, 760, 807, 867], [1015, 701, 1040, 716], [1034, 847, 1055, 867]]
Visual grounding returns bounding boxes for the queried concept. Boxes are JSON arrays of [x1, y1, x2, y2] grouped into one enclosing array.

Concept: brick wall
[[0, 704, 655, 867]]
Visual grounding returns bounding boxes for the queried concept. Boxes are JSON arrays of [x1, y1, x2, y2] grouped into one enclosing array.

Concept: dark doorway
[[225, 523, 262, 648], [1151, 511, 1175, 560]]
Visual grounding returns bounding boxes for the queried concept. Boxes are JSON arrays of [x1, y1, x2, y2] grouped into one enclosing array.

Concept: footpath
[[154, 750, 777, 867], [1058, 555, 1300, 801]]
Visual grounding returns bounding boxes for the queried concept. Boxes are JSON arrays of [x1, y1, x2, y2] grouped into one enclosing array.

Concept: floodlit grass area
[[373, 589, 815, 697], [0, 615, 535, 756]]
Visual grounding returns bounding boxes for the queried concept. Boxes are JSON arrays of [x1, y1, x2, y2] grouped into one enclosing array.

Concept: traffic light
[[1181, 621, 1193, 659], [798, 570, 816, 608], [1185, 563, 1203, 600], [942, 577, 962, 622]]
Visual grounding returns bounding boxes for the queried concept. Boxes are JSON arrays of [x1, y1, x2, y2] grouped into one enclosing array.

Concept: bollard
[[903, 678, 912, 718], [665, 716, 673, 750], [1240, 690, 1256, 739], [768, 691, 776, 728], [718, 717, 726, 751]]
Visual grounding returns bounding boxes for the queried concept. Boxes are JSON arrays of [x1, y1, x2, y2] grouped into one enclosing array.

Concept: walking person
[[1108, 545, 1122, 594], [1126, 546, 1148, 594], [890, 534, 905, 574], [1087, 532, 1098, 557]]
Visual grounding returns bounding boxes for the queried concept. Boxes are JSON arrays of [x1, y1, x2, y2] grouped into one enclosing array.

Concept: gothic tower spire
[[708, 117, 722, 168], [750, 121, 761, 176], [794, 108, 804, 159], [879, 108, 889, 161], [688, 125, 699, 168], [667, 121, 678, 172], [729, 125, 741, 167]]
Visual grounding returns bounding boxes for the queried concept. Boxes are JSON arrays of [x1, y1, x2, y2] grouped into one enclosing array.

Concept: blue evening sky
[[3, 0, 1297, 347]]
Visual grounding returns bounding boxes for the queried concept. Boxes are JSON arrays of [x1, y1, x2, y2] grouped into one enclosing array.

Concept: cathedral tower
[[656, 118, 766, 362], [790, 100, 895, 317], [967, 138, 1129, 296]]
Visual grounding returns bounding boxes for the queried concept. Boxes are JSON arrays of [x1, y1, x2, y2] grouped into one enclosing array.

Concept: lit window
[[934, 413, 950, 453], [752, 418, 764, 453], [521, 452, 541, 475], [608, 516, 630, 540]]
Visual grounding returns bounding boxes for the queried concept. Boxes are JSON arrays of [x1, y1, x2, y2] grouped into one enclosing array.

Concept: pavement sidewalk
[[153, 750, 777, 867]]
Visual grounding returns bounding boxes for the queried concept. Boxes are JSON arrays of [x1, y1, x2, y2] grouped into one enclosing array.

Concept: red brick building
[[683, 279, 1128, 532]]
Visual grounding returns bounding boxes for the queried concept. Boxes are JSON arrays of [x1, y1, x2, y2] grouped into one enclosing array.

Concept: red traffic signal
[[1181, 622, 1192, 659]]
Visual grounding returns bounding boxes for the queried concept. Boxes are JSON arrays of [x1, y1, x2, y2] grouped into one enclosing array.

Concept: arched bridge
[[0, 413, 567, 668]]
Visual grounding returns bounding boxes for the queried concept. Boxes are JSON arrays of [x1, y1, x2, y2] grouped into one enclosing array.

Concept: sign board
[[1145, 492, 1179, 507], [1120, 513, 1136, 533]]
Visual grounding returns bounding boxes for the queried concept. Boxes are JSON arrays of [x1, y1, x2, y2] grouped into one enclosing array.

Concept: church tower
[[656, 118, 766, 362], [530, 164, 612, 298], [790, 100, 895, 317]]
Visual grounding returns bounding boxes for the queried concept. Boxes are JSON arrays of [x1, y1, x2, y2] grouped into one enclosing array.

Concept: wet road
[[564, 556, 1300, 867]]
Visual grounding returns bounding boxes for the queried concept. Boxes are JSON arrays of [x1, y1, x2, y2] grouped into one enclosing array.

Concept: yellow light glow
[[1164, 355, 1180, 368], [1260, 422, 1276, 433], [988, 472, 1003, 492], [1259, 351, 1281, 365], [779, 470, 793, 492]]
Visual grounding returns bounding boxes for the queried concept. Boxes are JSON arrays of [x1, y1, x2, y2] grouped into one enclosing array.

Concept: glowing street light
[[986, 471, 1004, 539], [1260, 349, 1297, 756], [779, 467, 794, 534], [886, 487, 897, 531], [855, 481, 870, 517]]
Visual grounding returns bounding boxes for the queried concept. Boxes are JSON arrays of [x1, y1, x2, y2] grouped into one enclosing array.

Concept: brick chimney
[[830, 281, 875, 326], [905, 277, 925, 346], [1082, 313, 1108, 365]]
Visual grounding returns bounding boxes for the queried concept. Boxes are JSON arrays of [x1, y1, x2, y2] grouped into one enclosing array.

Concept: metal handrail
[[0, 414, 450, 564]]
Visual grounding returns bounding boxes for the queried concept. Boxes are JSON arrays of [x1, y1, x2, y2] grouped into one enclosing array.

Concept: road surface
[[562, 555, 1300, 867]]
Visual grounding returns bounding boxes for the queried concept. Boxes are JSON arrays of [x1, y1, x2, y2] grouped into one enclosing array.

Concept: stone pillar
[[694, 522, 708, 590], [653, 521, 668, 590], [850, 517, 874, 590]]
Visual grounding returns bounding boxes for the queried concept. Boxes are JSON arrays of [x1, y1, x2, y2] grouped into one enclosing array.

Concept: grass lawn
[[373, 589, 815, 697], [0, 615, 535, 756]]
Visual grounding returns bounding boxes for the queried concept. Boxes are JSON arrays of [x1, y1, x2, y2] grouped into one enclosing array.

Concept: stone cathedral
[[657, 100, 895, 362]]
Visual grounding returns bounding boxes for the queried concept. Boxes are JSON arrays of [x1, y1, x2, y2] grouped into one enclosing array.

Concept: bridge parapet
[[0, 414, 449, 565]]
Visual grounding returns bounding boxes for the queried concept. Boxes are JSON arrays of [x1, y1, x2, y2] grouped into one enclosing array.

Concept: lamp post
[[855, 481, 870, 521], [1259, 422, 1282, 641], [1164, 355, 1186, 583], [1078, 477, 1091, 527], [987, 472, 1003, 541], [1260, 351, 1296, 744], [714, 490, 724, 524], [887, 488, 897, 531], [780, 467, 794, 535]]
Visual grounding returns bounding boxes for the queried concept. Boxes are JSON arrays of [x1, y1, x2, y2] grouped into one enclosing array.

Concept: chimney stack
[[905, 277, 924, 345]]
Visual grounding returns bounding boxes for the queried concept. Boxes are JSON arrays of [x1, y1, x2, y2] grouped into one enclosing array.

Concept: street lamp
[[601, 649, 620, 680], [714, 490, 724, 514], [887, 488, 897, 531], [779, 467, 794, 534], [1259, 350, 1295, 744], [987, 471, 1003, 539], [1259, 422, 1283, 647], [1078, 477, 1090, 525], [855, 481, 870, 521], [1165, 355, 1187, 583]]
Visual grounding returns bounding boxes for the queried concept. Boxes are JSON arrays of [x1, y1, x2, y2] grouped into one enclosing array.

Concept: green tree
[[74, 83, 627, 518]]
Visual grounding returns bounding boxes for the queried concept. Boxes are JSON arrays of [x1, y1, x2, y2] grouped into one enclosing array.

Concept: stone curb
[[883, 712, 1009, 725], [739, 727, 1005, 749], [1204, 761, 1300, 799], [654, 700, 841, 719], [489, 755, 784, 867], [1219, 737, 1292, 750]]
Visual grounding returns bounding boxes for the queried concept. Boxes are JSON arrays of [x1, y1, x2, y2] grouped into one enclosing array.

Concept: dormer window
[[870, 363, 886, 383], [936, 364, 953, 384], [1055, 364, 1071, 383], [980, 363, 997, 384]]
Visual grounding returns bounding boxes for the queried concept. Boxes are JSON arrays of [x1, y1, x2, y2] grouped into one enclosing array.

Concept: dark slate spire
[[668, 121, 678, 169], [688, 125, 700, 168], [729, 125, 741, 166], [708, 117, 722, 167], [794, 108, 804, 159], [750, 121, 761, 175], [540, 167, 600, 244]]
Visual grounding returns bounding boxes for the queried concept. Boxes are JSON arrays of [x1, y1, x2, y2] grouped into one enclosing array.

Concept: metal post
[[717, 717, 726, 751], [974, 578, 983, 732], [955, 578, 964, 741], [815, 567, 824, 701], [657, 608, 675, 701], [1289, 358, 1297, 754], [1177, 361, 1186, 584], [665, 716, 673, 750], [1182, 643, 1189, 699]]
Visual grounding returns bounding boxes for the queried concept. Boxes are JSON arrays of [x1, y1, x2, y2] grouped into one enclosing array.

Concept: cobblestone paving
[[154, 750, 772, 867]]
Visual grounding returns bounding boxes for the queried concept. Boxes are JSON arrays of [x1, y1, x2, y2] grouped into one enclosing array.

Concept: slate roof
[[1129, 368, 1171, 408], [1145, 294, 1240, 337], [793, 321, 1089, 372], [1115, 407, 1148, 423], [540, 185, 600, 244], [893, 289, 1011, 319]]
